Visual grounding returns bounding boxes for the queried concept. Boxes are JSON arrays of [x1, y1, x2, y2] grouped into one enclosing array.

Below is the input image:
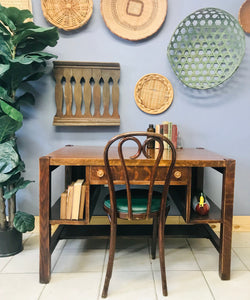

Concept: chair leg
[[102, 221, 117, 298], [158, 205, 170, 297], [151, 215, 158, 259]]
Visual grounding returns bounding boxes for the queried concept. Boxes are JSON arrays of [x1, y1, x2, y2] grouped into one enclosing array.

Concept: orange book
[[66, 182, 74, 219], [60, 190, 67, 219]]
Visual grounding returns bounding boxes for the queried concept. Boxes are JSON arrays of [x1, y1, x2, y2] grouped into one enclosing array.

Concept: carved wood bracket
[[53, 61, 120, 126]]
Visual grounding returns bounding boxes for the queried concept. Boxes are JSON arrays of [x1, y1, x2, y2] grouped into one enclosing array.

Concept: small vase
[[0, 228, 23, 257]]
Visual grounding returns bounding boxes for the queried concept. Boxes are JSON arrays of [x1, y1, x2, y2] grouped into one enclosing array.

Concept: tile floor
[[1, 232, 250, 299]]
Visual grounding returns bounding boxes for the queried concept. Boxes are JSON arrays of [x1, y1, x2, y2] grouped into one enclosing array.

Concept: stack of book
[[60, 179, 86, 220], [155, 121, 178, 149]]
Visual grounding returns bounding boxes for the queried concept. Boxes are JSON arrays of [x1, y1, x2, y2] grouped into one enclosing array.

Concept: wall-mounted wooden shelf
[[53, 61, 120, 126]]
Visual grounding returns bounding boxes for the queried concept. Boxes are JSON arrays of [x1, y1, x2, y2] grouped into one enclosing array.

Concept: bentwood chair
[[101, 132, 176, 298]]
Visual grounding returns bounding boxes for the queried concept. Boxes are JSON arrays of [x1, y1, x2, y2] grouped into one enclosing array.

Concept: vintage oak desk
[[39, 146, 235, 283]]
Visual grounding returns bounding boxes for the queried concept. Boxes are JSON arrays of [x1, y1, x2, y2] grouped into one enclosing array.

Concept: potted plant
[[0, 5, 59, 256]]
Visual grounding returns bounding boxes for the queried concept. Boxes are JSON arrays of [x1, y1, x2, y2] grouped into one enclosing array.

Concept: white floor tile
[[188, 237, 214, 248], [99, 271, 156, 300], [152, 248, 200, 271], [40, 273, 102, 300], [154, 270, 214, 300], [233, 248, 250, 270], [164, 237, 189, 249], [105, 240, 151, 272], [192, 247, 247, 271], [0, 256, 12, 272], [0, 273, 45, 300], [3, 248, 62, 273], [204, 270, 250, 300], [232, 232, 250, 247], [64, 238, 108, 250], [115, 237, 149, 249], [53, 249, 106, 273], [1, 232, 250, 300]]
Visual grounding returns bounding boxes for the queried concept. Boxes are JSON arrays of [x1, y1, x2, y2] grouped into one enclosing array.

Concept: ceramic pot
[[0, 228, 23, 257]]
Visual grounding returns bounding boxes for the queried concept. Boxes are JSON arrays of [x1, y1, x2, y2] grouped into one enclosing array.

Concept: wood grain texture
[[53, 61, 120, 126]]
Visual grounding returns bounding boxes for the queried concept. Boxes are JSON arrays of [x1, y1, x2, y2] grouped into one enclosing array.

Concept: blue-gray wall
[[17, 0, 250, 215]]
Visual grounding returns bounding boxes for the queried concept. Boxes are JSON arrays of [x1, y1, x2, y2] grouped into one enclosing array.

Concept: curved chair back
[[103, 132, 176, 220]]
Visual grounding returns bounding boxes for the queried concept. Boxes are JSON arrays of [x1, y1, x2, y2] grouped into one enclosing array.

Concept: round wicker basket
[[101, 0, 168, 41], [239, 0, 250, 33], [134, 73, 174, 114], [41, 0, 93, 31], [167, 8, 245, 89]]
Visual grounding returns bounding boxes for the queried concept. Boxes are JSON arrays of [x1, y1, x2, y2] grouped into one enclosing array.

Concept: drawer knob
[[174, 170, 182, 179], [97, 169, 105, 178]]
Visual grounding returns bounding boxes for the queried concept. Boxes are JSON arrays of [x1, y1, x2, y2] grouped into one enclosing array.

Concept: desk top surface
[[42, 146, 234, 168]]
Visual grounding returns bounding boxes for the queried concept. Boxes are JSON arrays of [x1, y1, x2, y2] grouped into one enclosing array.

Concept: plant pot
[[0, 228, 23, 257]]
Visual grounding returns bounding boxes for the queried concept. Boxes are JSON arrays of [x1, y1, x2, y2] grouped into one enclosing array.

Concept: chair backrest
[[104, 132, 176, 220]]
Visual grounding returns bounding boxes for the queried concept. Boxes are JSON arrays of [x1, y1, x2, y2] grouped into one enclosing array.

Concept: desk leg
[[39, 157, 51, 283], [219, 159, 235, 280]]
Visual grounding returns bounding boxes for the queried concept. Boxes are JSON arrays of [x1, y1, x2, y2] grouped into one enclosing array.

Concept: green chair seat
[[104, 189, 164, 214]]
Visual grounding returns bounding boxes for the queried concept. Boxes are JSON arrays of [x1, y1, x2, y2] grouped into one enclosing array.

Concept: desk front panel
[[89, 166, 190, 185]]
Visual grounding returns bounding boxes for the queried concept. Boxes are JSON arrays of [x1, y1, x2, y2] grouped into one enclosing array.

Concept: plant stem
[[8, 185, 16, 229], [0, 187, 7, 230]]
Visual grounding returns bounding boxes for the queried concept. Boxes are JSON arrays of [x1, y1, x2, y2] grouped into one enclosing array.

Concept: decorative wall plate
[[100, 0, 168, 41], [134, 73, 173, 114], [41, 0, 93, 31], [239, 0, 250, 33], [167, 8, 245, 89]]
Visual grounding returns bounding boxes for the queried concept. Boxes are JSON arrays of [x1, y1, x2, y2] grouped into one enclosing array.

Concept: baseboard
[[32, 216, 250, 234]]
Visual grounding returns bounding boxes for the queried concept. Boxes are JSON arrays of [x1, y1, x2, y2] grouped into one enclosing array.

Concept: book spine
[[168, 122, 172, 150], [172, 124, 178, 148], [66, 183, 74, 219], [60, 191, 67, 219], [155, 124, 163, 148]]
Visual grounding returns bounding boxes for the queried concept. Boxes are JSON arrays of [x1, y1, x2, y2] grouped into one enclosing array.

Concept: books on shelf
[[155, 121, 178, 149], [60, 179, 86, 220]]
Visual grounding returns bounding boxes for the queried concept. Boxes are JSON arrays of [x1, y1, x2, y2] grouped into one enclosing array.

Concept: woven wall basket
[[41, 0, 93, 31], [134, 73, 173, 114], [239, 0, 250, 33], [0, 0, 32, 11], [167, 8, 245, 89], [101, 0, 168, 41]]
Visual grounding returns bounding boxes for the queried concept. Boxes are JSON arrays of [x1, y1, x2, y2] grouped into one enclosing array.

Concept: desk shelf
[[170, 186, 222, 224]]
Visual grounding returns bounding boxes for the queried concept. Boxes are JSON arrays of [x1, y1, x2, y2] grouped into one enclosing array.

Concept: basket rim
[[41, 0, 93, 31], [101, 0, 168, 41], [134, 73, 174, 115]]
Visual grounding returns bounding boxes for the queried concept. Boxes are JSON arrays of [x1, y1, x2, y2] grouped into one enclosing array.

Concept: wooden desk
[[39, 146, 235, 283]]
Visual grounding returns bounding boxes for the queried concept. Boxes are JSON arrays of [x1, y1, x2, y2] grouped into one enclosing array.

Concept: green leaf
[[0, 35, 12, 58], [0, 87, 14, 103], [0, 64, 10, 77], [16, 92, 35, 105], [3, 177, 33, 199], [13, 211, 35, 233], [2, 7, 33, 26], [0, 140, 19, 174], [0, 10, 16, 32], [0, 161, 25, 185], [23, 72, 44, 82], [0, 100, 23, 122], [0, 114, 22, 143], [14, 26, 59, 48]]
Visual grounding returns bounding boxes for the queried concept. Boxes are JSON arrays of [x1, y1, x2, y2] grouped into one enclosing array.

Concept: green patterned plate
[[167, 8, 245, 89]]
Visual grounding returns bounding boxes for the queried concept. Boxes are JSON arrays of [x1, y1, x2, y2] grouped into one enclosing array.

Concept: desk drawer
[[90, 166, 189, 185]]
